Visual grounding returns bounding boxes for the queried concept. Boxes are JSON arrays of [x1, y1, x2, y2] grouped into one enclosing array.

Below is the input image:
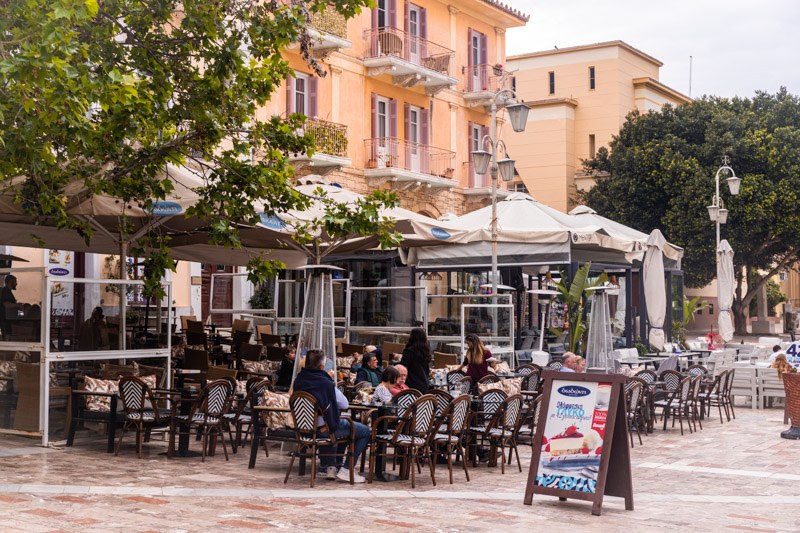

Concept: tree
[[577, 90, 800, 334], [0, 0, 395, 297]]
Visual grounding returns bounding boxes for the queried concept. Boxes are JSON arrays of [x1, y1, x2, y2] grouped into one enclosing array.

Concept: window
[[511, 76, 516, 92], [377, 0, 387, 27], [548, 71, 555, 94], [589, 134, 596, 158], [709, 304, 714, 315], [294, 74, 307, 116], [377, 97, 389, 138], [512, 182, 528, 193], [589, 66, 596, 90], [780, 271, 788, 282]]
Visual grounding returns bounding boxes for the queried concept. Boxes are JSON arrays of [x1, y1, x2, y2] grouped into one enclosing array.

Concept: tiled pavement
[[1, 405, 799, 532]]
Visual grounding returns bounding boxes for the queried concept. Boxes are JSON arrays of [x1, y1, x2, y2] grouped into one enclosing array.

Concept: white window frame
[[294, 72, 309, 117]]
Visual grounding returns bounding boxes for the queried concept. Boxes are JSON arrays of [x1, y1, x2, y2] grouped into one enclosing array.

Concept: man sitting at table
[[293, 349, 370, 483], [355, 352, 382, 387], [388, 365, 410, 396], [559, 352, 577, 372]]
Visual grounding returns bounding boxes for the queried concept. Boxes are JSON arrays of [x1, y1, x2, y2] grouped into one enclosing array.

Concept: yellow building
[[504, 40, 691, 212], [265, 0, 529, 218]]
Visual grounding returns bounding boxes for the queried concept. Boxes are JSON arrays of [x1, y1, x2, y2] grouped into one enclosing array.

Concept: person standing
[[0, 274, 20, 339], [458, 333, 495, 382], [400, 327, 432, 393]]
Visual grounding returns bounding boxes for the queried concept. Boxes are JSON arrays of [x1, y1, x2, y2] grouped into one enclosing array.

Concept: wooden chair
[[485, 394, 524, 473], [223, 378, 274, 453], [520, 370, 540, 404], [180, 315, 198, 332], [654, 376, 692, 435], [466, 389, 508, 466], [368, 394, 438, 488], [238, 343, 264, 364], [383, 341, 406, 362], [285, 391, 355, 487], [478, 374, 499, 385], [340, 343, 365, 358], [515, 364, 536, 376], [686, 364, 709, 377], [184, 348, 210, 372], [546, 360, 562, 370], [66, 375, 120, 453], [168, 379, 233, 462], [445, 370, 465, 393], [206, 365, 238, 381], [625, 380, 644, 447], [431, 394, 471, 484], [456, 376, 473, 395], [265, 344, 285, 362], [186, 319, 205, 333], [515, 395, 542, 447], [635, 369, 657, 385], [394, 388, 422, 410], [256, 324, 274, 338], [260, 333, 282, 347], [433, 351, 458, 369], [660, 369, 683, 392], [115, 376, 172, 458]]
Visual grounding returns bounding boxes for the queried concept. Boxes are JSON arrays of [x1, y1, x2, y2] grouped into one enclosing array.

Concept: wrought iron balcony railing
[[462, 161, 490, 188], [308, 8, 348, 39], [363, 27, 455, 76], [302, 118, 348, 158], [364, 138, 455, 179], [461, 64, 511, 93]]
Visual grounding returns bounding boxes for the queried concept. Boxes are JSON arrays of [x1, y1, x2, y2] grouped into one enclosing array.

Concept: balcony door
[[469, 122, 489, 187], [408, 105, 420, 172], [468, 29, 488, 91]]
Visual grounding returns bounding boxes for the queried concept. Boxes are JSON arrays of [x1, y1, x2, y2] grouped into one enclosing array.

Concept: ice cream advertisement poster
[[536, 380, 612, 494]]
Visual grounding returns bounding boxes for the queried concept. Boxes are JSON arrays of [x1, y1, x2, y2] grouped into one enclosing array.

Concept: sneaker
[[325, 466, 339, 480], [337, 467, 366, 483]]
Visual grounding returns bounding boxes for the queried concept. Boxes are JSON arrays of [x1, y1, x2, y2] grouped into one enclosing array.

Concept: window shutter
[[421, 108, 429, 146], [468, 29, 474, 67], [389, 99, 398, 138], [285, 77, 295, 115], [480, 32, 488, 65], [404, 103, 411, 141], [308, 77, 318, 118], [403, 1, 410, 60], [371, 93, 378, 139], [388, 0, 397, 28], [468, 122, 475, 187], [372, 5, 378, 28], [420, 8, 427, 39]]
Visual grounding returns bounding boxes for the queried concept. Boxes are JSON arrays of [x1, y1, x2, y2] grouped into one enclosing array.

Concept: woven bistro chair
[[478, 374, 500, 385], [115, 376, 172, 458], [654, 376, 692, 435], [515, 364, 536, 376], [223, 378, 273, 453], [687, 364, 709, 377], [546, 359, 562, 370], [394, 388, 423, 410], [724, 368, 736, 420], [520, 370, 540, 405], [702, 369, 730, 423], [432, 394, 471, 484], [486, 394, 524, 473], [456, 376, 473, 395], [446, 370, 466, 393], [466, 389, 507, 467], [635, 369, 657, 385], [516, 394, 543, 447], [624, 380, 644, 447], [284, 391, 355, 487], [688, 374, 704, 432], [168, 379, 233, 461], [368, 394, 438, 488]]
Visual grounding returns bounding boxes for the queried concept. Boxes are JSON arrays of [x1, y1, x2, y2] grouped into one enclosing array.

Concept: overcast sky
[[505, 0, 799, 100]]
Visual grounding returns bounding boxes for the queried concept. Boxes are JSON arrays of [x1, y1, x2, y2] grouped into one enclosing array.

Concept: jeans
[[319, 418, 370, 468]]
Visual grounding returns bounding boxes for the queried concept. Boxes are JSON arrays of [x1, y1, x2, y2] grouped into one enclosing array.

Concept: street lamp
[[710, 155, 738, 332], [471, 89, 530, 312]]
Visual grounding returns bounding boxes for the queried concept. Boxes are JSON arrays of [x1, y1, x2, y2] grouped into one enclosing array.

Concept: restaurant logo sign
[[572, 232, 593, 244], [431, 228, 451, 240], [259, 213, 287, 230], [557, 385, 590, 398], [49, 267, 69, 276], [150, 201, 183, 216]]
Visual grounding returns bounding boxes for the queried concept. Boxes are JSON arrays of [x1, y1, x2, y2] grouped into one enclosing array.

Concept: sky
[[505, 0, 800, 100]]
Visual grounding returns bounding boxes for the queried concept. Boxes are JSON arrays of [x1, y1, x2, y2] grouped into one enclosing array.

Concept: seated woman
[[771, 352, 791, 379], [276, 345, 297, 388], [373, 366, 399, 404], [388, 364, 409, 396], [575, 355, 586, 373], [355, 352, 382, 387]]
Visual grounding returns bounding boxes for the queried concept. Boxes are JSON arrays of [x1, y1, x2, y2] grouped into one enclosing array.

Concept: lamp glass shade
[[717, 208, 728, 224], [727, 175, 741, 195], [471, 150, 491, 175], [497, 157, 516, 182], [506, 102, 530, 132], [706, 204, 718, 221]]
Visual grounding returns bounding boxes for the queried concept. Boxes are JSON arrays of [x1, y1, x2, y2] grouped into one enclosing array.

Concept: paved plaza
[[0, 402, 798, 532]]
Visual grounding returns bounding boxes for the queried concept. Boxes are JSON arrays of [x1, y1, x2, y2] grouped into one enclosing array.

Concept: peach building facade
[[264, 0, 528, 218], [504, 41, 691, 213]]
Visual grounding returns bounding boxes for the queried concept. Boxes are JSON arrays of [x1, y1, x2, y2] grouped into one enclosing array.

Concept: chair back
[[635, 369, 657, 384], [678, 376, 692, 402], [185, 330, 208, 347], [206, 365, 237, 381], [340, 343, 365, 357], [255, 323, 273, 335], [446, 370, 465, 387], [180, 315, 198, 331], [477, 389, 507, 420], [457, 376, 473, 395], [724, 368, 736, 395], [119, 376, 160, 420], [288, 391, 332, 444], [401, 394, 437, 437], [186, 319, 204, 333], [260, 333, 282, 347], [232, 319, 251, 333], [686, 364, 708, 377], [430, 389, 453, 418], [478, 374, 499, 384], [521, 371, 540, 393], [239, 343, 263, 362], [191, 379, 232, 420], [515, 364, 535, 376], [626, 381, 642, 413], [546, 360, 562, 370], [231, 330, 252, 350], [248, 378, 274, 407], [445, 394, 471, 433], [265, 344, 284, 361], [501, 394, 523, 430], [394, 388, 422, 410], [353, 381, 372, 394], [184, 348, 209, 371], [532, 395, 544, 429], [382, 341, 406, 360], [433, 351, 458, 369], [690, 375, 702, 401], [660, 369, 682, 391]]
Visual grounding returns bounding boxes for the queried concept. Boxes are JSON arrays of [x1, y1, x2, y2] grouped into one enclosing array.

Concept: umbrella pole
[[119, 240, 127, 351]]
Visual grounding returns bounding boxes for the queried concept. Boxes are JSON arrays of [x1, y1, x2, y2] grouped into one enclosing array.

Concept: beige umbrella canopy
[[643, 229, 667, 351], [717, 239, 735, 342]]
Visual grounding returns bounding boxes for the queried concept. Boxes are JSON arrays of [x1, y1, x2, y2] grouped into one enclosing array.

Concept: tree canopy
[[578, 89, 800, 333], [0, 0, 396, 297]]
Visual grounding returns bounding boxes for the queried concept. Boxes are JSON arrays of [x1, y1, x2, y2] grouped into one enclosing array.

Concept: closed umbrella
[[717, 240, 735, 342], [643, 229, 667, 351]]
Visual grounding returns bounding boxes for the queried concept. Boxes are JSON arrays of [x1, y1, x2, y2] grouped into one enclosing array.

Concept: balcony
[[461, 64, 513, 111], [461, 161, 513, 203], [286, 7, 351, 58], [364, 138, 456, 193], [362, 27, 457, 95], [289, 118, 351, 174]]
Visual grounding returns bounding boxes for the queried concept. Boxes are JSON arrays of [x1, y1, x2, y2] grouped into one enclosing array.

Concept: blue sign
[[259, 213, 287, 230], [557, 385, 591, 398], [49, 267, 69, 276], [431, 228, 451, 240], [150, 201, 183, 216]]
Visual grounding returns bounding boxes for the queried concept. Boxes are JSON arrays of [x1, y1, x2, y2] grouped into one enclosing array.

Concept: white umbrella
[[717, 239, 735, 342], [643, 229, 667, 351]]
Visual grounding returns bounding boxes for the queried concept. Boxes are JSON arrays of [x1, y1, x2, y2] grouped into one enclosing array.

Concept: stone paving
[[0, 403, 799, 532]]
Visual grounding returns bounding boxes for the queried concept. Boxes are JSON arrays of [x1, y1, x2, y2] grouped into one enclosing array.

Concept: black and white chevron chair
[[516, 394, 543, 447], [168, 379, 232, 462], [432, 394, 471, 484], [284, 391, 355, 487], [368, 394, 438, 488], [466, 389, 507, 466], [446, 370, 465, 393], [515, 364, 536, 376], [394, 388, 422, 410], [115, 376, 171, 458], [486, 393, 524, 473], [224, 378, 274, 454], [520, 370, 540, 404]]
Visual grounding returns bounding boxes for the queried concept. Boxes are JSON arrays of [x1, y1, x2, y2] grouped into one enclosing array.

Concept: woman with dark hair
[[400, 327, 431, 393], [458, 333, 494, 382], [373, 365, 399, 403], [355, 352, 382, 387]]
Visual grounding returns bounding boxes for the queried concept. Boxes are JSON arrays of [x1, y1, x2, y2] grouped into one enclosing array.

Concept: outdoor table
[[162, 385, 202, 457], [620, 358, 657, 369], [248, 405, 301, 473], [350, 401, 404, 482], [174, 368, 204, 389]]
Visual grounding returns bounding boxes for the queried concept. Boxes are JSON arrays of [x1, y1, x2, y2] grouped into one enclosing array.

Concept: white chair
[[736, 344, 755, 356], [730, 367, 758, 409], [758, 368, 786, 409], [758, 337, 782, 345], [705, 351, 722, 373]]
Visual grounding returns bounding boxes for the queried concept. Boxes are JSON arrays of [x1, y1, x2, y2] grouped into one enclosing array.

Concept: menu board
[[524, 371, 633, 516], [48, 250, 74, 317]]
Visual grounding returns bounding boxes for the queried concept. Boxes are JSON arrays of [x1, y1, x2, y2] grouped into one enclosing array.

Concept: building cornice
[[632, 77, 692, 105], [508, 40, 663, 67], [521, 97, 579, 109]]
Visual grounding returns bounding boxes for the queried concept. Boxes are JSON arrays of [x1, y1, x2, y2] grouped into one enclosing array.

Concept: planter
[[367, 159, 377, 169], [492, 66, 503, 76], [781, 372, 800, 439]]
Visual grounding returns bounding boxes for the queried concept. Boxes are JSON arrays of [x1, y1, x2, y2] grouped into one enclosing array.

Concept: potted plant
[[493, 63, 503, 76], [443, 167, 454, 179], [367, 158, 377, 169], [548, 262, 607, 354]]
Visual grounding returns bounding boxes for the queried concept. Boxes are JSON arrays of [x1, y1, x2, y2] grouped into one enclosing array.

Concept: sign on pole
[[523, 371, 633, 516]]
